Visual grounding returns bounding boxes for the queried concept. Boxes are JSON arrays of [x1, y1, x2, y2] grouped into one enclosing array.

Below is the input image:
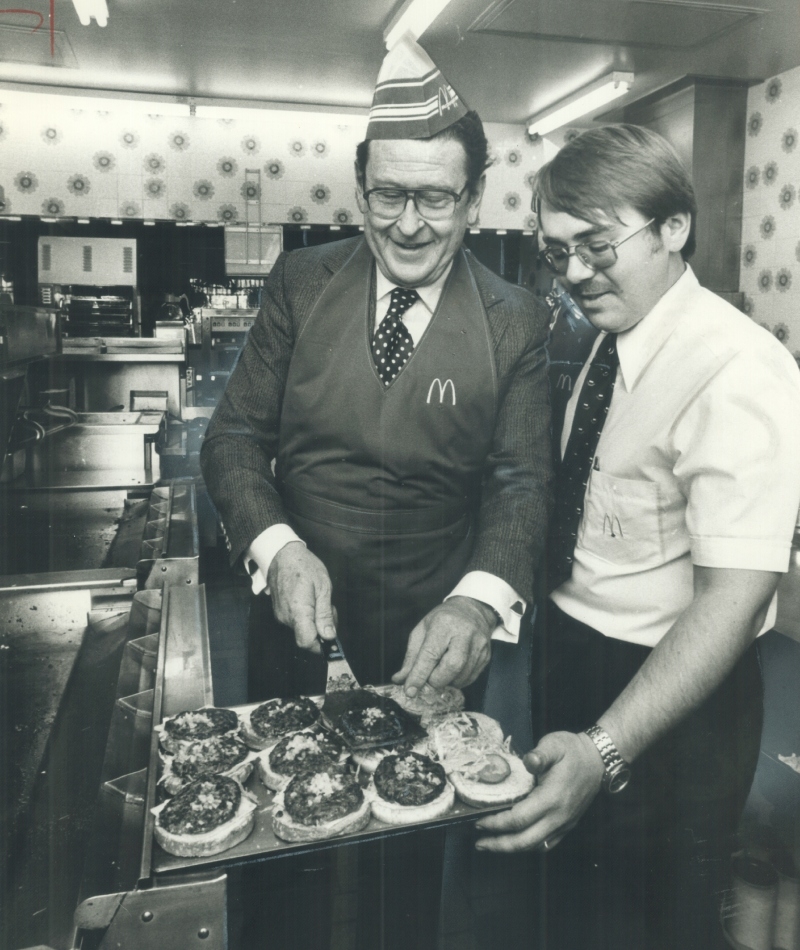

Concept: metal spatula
[[319, 635, 360, 694]]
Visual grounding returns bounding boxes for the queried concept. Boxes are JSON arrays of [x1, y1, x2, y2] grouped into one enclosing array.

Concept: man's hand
[[474, 731, 604, 852], [391, 596, 496, 697], [267, 541, 336, 653]]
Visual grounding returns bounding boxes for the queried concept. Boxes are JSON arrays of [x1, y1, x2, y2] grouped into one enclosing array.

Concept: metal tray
[[147, 698, 513, 877]]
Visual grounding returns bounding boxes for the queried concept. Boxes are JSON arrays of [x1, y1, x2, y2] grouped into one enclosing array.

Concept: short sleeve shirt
[[552, 266, 800, 647]]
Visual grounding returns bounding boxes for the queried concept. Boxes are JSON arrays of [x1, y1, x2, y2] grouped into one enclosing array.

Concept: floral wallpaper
[[740, 63, 800, 360], [0, 95, 546, 230]]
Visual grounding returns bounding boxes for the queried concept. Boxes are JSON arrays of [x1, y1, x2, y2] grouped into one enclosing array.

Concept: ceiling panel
[[469, 0, 765, 50]]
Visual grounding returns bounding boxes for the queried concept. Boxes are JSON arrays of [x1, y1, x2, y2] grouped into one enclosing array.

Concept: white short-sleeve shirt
[[552, 266, 800, 647]]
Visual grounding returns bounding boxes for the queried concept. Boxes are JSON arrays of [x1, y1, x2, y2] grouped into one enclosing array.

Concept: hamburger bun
[[369, 752, 455, 826], [448, 751, 534, 808], [158, 707, 241, 754], [240, 698, 320, 751], [271, 768, 371, 843], [152, 775, 258, 857]]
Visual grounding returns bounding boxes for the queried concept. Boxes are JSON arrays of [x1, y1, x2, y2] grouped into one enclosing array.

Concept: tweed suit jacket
[[200, 236, 553, 603]]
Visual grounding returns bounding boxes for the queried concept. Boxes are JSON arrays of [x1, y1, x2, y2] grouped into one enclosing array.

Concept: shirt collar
[[375, 261, 453, 314], [615, 265, 698, 392]]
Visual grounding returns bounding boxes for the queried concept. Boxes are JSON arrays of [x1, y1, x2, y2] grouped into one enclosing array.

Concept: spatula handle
[[319, 635, 345, 662]]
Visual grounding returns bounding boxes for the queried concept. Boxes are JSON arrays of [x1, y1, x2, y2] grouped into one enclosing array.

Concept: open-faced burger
[[271, 765, 371, 843], [383, 684, 465, 727], [152, 773, 257, 857], [241, 697, 320, 750], [369, 751, 455, 826], [257, 726, 346, 791], [431, 713, 534, 807], [159, 707, 241, 754], [158, 734, 256, 797]]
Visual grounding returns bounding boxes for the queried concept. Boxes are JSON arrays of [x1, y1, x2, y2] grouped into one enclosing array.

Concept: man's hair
[[533, 124, 697, 259], [355, 110, 491, 196]]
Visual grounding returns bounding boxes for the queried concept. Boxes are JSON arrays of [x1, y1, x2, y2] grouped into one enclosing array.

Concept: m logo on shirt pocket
[[580, 470, 664, 567]]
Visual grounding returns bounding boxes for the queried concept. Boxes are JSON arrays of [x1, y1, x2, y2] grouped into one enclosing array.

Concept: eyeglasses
[[540, 218, 657, 275], [362, 184, 470, 221]]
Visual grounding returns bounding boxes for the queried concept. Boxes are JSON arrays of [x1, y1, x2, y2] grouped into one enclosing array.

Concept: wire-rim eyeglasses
[[540, 217, 657, 275]]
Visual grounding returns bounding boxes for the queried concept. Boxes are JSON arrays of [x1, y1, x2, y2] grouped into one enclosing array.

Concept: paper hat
[[366, 35, 469, 140]]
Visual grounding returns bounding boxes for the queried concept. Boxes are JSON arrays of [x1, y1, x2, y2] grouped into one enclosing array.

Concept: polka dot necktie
[[372, 287, 419, 387], [547, 332, 619, 593]]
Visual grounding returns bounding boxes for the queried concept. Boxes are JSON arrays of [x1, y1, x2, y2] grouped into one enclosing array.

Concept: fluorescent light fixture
[[143, 220, 156, 226], [330, 225, 341, 231], [77, 218, 90, 224], [110, 219, 123, 225], [469, 228, 480, 234], [384, 0, 455, 48], [496, 229, 507, 235], [527, 72, 634, 138], [71, 0, 108, 27]]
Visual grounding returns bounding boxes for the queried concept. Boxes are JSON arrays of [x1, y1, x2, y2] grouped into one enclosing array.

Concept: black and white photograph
[[1, 1, 799, 949]]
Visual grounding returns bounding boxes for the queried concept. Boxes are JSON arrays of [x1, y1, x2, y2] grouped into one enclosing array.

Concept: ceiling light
[[527, 72, 634, 138], [384, 0, 455, 49], [71, 0, 108, 27]]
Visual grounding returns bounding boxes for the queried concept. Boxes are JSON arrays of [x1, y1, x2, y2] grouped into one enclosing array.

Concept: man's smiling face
[[356, 137, 484, 288], [538, 201, 688, 334]]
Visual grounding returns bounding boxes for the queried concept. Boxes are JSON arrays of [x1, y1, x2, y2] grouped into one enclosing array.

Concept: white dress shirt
[[552, 266, 800, 647], [245, 263, 526, 643]]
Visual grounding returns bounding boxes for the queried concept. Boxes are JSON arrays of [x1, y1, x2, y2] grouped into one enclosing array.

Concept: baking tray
[[147, 698, 513, 876]]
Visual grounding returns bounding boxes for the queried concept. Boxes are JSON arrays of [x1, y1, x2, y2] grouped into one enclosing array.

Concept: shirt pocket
[[579, 470, 665, 567]]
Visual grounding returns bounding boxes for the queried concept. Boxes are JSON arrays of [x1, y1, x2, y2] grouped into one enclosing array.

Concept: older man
[[201, 37, 551, 703], [477, 125, 800, 950], [201, 37, 551, 950]]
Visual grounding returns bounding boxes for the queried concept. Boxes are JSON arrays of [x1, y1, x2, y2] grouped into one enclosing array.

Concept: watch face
[[607, 767, 632, 794]]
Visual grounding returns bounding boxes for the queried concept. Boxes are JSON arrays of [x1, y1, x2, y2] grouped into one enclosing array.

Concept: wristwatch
[[583, 724, 632, 794]]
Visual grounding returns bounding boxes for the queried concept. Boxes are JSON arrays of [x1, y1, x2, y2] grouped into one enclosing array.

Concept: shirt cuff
[[244, 524, 305, 596], [445, 571, 527, 644]]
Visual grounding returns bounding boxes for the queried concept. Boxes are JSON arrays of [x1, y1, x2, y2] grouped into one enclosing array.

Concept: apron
[[250, 239, 497, 696]]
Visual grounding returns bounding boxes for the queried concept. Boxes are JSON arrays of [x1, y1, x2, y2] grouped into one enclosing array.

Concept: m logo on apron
[[427, 378, 456, 405]]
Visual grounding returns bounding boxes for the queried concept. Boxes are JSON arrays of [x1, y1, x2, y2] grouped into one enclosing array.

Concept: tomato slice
[[474, 754, 511, 785]]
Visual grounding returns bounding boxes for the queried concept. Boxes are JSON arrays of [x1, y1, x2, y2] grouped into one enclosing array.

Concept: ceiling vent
[[41, 244, 51, 272], [82, 246, 93, 272]]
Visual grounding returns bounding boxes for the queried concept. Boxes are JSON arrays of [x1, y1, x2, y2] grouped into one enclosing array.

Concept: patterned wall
[[0, 95, 547, 230], [740, 63, 800, 361]]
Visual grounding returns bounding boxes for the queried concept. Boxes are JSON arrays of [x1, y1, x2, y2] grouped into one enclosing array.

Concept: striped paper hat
[[366, 35, 469, 140]]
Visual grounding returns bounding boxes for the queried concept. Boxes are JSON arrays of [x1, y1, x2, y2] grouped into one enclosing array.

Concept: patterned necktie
[[547, 332, 619, 593], [372, 287, 419, 387]]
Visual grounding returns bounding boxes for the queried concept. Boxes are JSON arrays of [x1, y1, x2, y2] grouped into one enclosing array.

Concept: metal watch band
[[583, 724, 631, 794]]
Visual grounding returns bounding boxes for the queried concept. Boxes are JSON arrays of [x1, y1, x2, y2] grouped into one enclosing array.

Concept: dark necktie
[[372, 287, 418, 386], [547, 332, 619, 592]]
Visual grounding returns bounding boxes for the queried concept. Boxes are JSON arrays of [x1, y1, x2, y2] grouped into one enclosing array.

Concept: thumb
[[523, 736, 563, 776]]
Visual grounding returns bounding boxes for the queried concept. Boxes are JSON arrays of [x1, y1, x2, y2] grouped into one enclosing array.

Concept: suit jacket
[[200, 236, 553, 603]]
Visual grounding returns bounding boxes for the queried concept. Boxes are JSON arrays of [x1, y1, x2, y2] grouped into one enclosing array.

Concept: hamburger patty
[[374, 752, 447, 807], [170, 735, 249, 782], [164, 707, 239, 743], [283, 767, 365, 827], [268, 727, 343, 778], [339, 698, 407, 746], [159, 774, 241, 835], [251, 698, 319, 739]]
